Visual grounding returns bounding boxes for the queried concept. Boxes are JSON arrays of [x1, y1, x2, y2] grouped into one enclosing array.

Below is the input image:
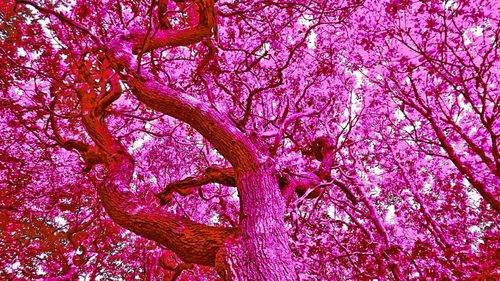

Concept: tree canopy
[[0, 0, 498, 280]]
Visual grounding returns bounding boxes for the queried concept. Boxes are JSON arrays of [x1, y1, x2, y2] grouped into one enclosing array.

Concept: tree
[[0, 0, 498, 280]]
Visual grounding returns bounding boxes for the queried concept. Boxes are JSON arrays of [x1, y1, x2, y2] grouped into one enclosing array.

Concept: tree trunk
[[216, 163, 298, 281], [102, 35, 299, 280], [78, 71, 298, 279]]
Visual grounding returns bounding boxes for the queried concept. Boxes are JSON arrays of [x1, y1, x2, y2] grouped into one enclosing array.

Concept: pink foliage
[[0, 0, 498, 280]]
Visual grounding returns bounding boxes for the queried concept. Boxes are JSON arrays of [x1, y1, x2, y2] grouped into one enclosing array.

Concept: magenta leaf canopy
[[0, 0, 498, 280]]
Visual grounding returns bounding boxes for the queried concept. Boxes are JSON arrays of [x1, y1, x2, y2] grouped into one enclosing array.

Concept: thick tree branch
[[74, 78, 238, 266], [125, 76, 261, 170], [125, 0, 217, 53], [157, 166, 236, 205], [47, 55, 241, 267], [158, 165, 329, 206], [105, 7, 261, 171], [48, 96, 107, 171]]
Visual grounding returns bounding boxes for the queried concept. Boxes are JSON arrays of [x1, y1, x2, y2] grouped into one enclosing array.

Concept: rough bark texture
[[99, 155, 236, 266], [123, 75, 298, 280], [132, 82, 257, 168], [128, 26, 212, 54], [157, 166, 237, 205], [98, 33, 298, 281], [77, 79, 237, 267], [157, 165, 324, 206], [215, 164, 298, 281]]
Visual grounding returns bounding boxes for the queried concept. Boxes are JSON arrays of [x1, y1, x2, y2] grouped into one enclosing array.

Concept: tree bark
[[44, 0, 300, 275], [98, 154, 237, 266], [90, 37, 298, 280], [216, 164, 298, 280], [124, 76, 298, 280], [76, 81, 237, 266]]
